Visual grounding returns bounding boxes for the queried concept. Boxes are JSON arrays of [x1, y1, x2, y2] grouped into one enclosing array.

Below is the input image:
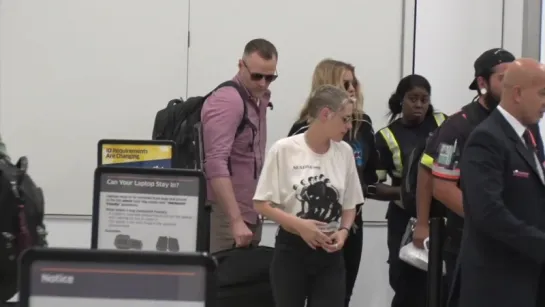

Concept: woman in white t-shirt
[[253, 84, 365, 307]]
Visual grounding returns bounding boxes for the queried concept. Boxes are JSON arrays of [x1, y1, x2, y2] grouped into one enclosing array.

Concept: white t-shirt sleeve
[[253, 143, 281, 204], [342, 147, 365, 210]]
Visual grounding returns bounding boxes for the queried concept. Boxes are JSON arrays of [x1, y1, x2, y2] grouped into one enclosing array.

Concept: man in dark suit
[[458, 57, 545, 307]]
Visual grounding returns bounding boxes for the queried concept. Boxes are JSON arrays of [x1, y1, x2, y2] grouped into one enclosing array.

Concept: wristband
[[366, 184, 377, 196]]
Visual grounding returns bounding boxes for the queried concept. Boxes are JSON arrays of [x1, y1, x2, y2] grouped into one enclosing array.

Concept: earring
[[479, 88, 487, 95]]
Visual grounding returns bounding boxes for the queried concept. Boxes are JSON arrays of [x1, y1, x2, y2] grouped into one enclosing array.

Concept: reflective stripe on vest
[[379, 113, 446, 179], [433, 113, 446, 126], [379, 128, 402, 178]]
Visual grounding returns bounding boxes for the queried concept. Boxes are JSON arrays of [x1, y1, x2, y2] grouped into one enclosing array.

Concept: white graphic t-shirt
[[253, 134, 365, 232]]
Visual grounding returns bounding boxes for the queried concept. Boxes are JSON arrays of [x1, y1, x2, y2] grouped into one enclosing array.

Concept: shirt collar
[[497, 105, 526, 138]]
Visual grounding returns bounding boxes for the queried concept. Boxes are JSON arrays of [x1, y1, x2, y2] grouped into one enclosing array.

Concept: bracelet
[[366, 184, 377, 196]]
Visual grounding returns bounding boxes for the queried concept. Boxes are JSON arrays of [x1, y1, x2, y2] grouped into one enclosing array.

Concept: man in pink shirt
[[201, 39, 278, 253]]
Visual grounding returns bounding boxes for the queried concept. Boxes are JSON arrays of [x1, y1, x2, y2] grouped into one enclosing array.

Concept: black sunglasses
[[243, 61, 278, 83], [343, 79, 358, 91]]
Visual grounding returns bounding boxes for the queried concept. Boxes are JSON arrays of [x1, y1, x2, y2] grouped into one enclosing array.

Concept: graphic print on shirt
[[292, 174, 342, 227], [351, 141, 364, 167]]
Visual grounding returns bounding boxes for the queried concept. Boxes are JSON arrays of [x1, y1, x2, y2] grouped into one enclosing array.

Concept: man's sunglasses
[[243, 61, 278, 83], [250, 73, 278, 83]]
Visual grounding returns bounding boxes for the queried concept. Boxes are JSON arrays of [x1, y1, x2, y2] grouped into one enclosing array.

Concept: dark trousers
[[536, 266, 545, 306], [270, 227, 346, 307], [387, 204, 428, 307], [342, 212, 363, 307]]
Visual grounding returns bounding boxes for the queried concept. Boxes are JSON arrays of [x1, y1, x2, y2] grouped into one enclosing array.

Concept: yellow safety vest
[[378, 113, 446, 179]]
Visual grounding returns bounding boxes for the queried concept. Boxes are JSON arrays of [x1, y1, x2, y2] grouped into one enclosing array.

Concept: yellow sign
[[101, 144, 173, 168]]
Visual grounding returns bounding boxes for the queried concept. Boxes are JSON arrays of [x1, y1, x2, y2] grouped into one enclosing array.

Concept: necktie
[[523, 129, 545, 181], [524, 130, 541, 155]]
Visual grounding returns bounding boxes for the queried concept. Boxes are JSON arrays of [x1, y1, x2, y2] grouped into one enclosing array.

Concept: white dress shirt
[[539, 118, 545, 144]]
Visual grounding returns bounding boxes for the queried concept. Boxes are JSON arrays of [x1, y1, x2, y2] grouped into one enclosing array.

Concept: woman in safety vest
[[375, 74, 447, 307]]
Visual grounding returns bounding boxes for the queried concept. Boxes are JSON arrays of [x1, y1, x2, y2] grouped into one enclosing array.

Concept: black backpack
[[152, 81, 253, 169], [400, 105, 481, 217], [0, 156, 48, 302]]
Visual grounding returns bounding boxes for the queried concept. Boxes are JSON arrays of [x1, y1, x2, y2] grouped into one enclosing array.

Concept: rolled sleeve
[[201, 87, 244, 179], [420, 127, 440, 170], [420, 152, 434, 169]]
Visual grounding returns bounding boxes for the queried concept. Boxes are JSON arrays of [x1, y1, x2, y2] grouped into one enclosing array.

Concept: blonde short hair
[[305, 85, 351, 121]]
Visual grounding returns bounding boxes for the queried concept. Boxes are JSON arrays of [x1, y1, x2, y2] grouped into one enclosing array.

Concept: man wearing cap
[[414, 48, 515, 306]]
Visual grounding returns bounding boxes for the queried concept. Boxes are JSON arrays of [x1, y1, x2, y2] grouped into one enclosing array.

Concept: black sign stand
[[19, 248, 217, 307]]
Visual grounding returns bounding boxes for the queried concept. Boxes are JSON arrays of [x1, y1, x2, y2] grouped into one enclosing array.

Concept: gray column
[[522, 0, 542, 59]]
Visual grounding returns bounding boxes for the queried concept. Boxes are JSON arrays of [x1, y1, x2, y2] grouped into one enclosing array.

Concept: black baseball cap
[[469, 48, 515, 90]]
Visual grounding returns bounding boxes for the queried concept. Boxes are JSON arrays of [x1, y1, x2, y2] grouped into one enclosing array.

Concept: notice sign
[[97, 139, 175, 168], [91, 167, 207, 253]]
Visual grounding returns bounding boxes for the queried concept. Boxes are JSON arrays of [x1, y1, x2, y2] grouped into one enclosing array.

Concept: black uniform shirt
[[421, 101, 494, 253], [375, 112, 447, 221], [376, 113, 447, 186]]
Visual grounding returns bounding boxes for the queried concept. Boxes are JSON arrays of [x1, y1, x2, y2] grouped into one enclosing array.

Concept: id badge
[[436, 140, 459, 169]]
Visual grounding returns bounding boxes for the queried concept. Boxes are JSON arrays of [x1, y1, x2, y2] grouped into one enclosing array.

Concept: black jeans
[[387, 204, 428, 307], [342, 210, 363, 307], [270, 227, 346, 307]]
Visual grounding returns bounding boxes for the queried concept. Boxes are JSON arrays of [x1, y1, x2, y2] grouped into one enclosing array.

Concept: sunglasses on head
[[343, 79, 358, 91], [243, 61, 278, 83]]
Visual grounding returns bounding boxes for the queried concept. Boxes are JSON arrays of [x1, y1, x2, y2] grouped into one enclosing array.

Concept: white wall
[[0, 0, 191, 216], [2, 0, 539, 306], [541, 0, 545, 61], [1, 0, 402, 222], [413, 0, 504, 115]]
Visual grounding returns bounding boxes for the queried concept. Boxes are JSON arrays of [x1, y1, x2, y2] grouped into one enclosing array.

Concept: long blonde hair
[[296, 58, 365, 140]]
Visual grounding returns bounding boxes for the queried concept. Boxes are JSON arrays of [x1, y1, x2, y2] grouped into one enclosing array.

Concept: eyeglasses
[[341, 115, 353, 123], [243, 61, 278, 83], [343, 79, 358, 91], [326, 108, 352, 123]]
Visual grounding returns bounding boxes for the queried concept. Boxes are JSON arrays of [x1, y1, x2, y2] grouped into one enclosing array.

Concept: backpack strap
[[209, 80, 255, 138], [0, 157, 27, 201]]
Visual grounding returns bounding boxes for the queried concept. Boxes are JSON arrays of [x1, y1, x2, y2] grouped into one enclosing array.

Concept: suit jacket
[[458, 110, 545, 307]]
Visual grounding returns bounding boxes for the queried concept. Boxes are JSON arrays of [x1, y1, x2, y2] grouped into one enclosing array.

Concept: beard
[[483, 91, 501, 110]]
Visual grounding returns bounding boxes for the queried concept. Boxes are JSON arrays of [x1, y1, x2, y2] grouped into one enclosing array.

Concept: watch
[[366, 184, 377, 196], [339, 226, 350, 233]]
